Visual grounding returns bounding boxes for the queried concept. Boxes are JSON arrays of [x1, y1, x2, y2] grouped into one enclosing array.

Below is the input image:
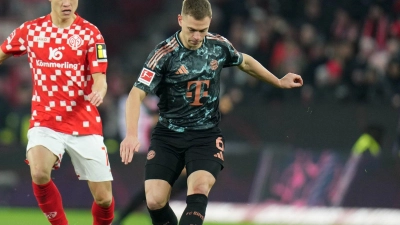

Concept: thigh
[[185, 133, 225, 176], [146, 164, 183, 186], [27, 146, 59, 175], [186, 169, 216, 196], [145, 137, 185, 184], [186, 159, 222, 196], [186, 159, 222, 180], [66, 135, 113, 182], [26, 127, 66, 170]]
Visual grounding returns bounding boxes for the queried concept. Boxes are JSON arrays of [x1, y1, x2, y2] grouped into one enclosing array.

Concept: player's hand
[[88, 91, 103, 107], [279, 73, 303, 88], [120, 135, 140, 165]]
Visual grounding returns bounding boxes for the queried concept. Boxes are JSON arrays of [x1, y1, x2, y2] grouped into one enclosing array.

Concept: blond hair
[[181, 0, 212, 20]]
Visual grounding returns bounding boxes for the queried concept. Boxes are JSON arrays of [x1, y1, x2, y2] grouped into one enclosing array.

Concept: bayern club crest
[[67, 35, 83, 49]]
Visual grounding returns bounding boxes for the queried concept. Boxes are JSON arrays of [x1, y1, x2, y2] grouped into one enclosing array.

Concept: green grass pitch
[[0, 207, 279, 225]]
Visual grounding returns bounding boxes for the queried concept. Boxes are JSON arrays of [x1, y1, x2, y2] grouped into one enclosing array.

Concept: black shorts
[[145, 123, 225, 185]]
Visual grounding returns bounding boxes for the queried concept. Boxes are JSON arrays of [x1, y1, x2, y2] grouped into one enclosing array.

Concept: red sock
[[92, 197, 115, 225], [32, 180, 68, 225]]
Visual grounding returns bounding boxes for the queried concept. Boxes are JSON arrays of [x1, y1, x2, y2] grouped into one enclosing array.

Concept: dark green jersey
[[134, 31, 243, 132]]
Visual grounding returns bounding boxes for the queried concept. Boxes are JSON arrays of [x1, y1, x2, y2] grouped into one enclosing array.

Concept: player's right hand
[[120, 136, 140, 165]]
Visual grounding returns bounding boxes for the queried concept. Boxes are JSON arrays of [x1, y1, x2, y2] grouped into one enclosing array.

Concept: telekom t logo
[[186, 80, 210, 106], [49, 47, 65, 60]]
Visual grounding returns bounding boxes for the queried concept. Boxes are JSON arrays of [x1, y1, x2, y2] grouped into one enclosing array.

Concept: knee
[[93, 193, 113, 207], [188, 178, 214, 196], [146, 193, 168, 210], [187, 171, 216, 196], [30, 167, 51, 184]]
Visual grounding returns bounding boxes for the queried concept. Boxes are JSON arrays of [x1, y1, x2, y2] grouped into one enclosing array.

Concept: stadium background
[[1, 0, 400, 224]]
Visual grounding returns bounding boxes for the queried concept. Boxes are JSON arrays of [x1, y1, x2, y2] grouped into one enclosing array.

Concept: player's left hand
[[88, 91, 103, 106], [279, 73, 303, 88]]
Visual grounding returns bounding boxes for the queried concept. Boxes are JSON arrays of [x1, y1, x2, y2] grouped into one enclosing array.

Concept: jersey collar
[[48, 13, 81, 29], [175, 30, 207, 50]]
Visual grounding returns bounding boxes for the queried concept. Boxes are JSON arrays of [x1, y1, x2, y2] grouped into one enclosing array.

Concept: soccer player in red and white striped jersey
[[0, 1, 114, 224]]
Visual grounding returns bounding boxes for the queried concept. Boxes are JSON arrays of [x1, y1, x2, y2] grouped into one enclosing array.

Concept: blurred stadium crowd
[[0, 0, 399, 150]]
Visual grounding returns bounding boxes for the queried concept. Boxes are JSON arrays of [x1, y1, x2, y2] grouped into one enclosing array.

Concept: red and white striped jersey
[[1, 14, 108, 135]]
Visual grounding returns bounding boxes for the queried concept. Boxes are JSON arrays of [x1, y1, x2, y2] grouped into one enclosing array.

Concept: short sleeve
[[87, 28, 107, 75], [1, 23, 28, 57], [134, 41, 170, 93], [221, 36, 243, 68]]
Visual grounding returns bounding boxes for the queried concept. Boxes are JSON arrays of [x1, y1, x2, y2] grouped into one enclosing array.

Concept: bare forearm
[[125, 87, 146, 137], [238, 53, 281, 87], [91, 73, 107, 97]]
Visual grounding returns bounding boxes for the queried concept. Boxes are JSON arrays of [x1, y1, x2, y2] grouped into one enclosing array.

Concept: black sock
[[179, 194, 208, 225], [148, 202, 177, 225]]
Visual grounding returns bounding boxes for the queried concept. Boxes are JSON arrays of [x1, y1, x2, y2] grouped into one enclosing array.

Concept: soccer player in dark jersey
[[120, 0, 303, 224], [0, 0, 114, 224]]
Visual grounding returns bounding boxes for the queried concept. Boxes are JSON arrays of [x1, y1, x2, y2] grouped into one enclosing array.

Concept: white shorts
[[27, 127, 113, 182]]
